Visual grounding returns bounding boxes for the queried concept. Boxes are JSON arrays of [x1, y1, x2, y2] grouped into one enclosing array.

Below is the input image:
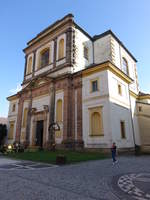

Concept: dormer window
[[40, 48, 49, 67], [84, 46, 88, 60], [122, 57, 129, 75]]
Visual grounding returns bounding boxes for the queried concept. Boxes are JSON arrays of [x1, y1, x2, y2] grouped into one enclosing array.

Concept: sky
[[0, 0, 150, 117]]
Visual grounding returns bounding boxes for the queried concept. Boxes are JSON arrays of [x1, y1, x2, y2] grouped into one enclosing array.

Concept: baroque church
[[7, 14, 150, 151]]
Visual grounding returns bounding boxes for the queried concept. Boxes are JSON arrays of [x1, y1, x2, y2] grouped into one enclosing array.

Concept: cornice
[[82, 61, 133, 84]]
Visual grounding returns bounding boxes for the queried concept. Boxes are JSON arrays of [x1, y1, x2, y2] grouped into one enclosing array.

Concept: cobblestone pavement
[[0, 157, 57, 170], [0, 155, 150, 200]]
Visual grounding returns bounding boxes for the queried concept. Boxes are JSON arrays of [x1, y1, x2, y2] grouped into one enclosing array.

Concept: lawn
[[5, 150, 109, 164]]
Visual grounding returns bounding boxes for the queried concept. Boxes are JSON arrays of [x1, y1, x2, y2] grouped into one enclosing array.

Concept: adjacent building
[[7, 14, 150, 150]]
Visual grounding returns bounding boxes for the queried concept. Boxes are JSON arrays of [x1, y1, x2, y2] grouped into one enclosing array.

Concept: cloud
[[9, 83, 22, 94]]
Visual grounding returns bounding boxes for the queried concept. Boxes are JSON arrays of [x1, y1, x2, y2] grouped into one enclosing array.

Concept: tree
[[0, 124, 7, 145]]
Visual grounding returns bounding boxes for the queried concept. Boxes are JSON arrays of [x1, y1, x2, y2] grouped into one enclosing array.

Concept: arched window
[[26, 57, 32, 74], [58, 39, 64, 59], [40, 48, 49, 67], [122, 57, 129, 75], [22, 108, 28, 128], [56, 99, 63, 122], [91, 112, 102, 136]]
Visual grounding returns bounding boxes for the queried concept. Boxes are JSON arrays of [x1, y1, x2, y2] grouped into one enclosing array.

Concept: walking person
[[111, 142, 118, 164]]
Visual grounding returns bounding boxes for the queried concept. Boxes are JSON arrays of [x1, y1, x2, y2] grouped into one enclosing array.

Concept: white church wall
[[8, 99, 19, 117], [111, 36, 139, 94], [73, 28, 93, 73], [108, 70, 130, 108], [82, 70, 112, 148], [7, 99, 19, 143], [137, 102, 150, 147], [82, 98, 112, 148], [82, 70, 109, 101], [130, 95, 141, 145], [109, 102, 134, 148], [94, 34, 112, 64]]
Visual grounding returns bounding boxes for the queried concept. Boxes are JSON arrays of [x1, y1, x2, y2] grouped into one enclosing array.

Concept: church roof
[[24, 14, 137, 62]]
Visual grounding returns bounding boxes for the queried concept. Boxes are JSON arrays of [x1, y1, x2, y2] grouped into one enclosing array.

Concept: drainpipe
[[128, 85, 136, 149]]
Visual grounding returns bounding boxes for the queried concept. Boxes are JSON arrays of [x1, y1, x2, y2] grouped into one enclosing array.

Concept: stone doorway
[[36, 120, 44, 147]]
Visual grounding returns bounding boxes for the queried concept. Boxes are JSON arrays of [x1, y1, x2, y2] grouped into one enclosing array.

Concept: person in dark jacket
[[111, 142, 117, 164]]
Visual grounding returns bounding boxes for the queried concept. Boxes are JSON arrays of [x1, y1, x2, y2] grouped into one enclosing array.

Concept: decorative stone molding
[[43, 105, 49, 112], [31, 108, 37, 115]]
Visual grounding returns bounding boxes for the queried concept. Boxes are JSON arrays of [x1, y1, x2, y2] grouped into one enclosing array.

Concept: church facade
[[7, 14, 150, 150]]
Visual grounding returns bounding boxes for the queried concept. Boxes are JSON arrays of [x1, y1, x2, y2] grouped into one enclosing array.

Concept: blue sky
[[0, 0, 150, 117]]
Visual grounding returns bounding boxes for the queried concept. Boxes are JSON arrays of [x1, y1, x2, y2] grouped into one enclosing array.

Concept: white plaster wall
[[137, 102, 150, 146], [82, 70, 109, 101], [94, 34, 112, 64], [34, 64, 53, 76], [83, 98, 112, 148], [82, 71, 112, 148], [108, 71, 130, 108], [130, 96, 141, 145], [56, 58, 66, 66], [111, 36, 139, 94], [8, 99, 19, 117], [7, 99, 19, 143], [109, 102, 134, 148], [73, 28, 93, 73], [55, 90, 64, 144]]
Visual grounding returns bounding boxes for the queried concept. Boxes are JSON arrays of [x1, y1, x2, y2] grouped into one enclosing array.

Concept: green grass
[[5, 150, 109, 164]]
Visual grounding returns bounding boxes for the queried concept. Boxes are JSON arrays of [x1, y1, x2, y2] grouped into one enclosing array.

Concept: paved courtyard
[[0, 155, 150, 200]]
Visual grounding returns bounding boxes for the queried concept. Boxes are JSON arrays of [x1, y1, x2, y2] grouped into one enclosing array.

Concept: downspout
[[128, 85, 136, 148]]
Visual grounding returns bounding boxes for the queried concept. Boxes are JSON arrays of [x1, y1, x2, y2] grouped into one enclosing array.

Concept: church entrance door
[[36, 120, 44, 147]]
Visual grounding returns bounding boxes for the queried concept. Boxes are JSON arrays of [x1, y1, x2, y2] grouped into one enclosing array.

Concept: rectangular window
[[139, 106, 142, 112], [12, 104, 16, 112], [92, 80, 98, 92], [84, 46, 88, 60], [118, 84, 122, 95], [120, 121, 126, 139]]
